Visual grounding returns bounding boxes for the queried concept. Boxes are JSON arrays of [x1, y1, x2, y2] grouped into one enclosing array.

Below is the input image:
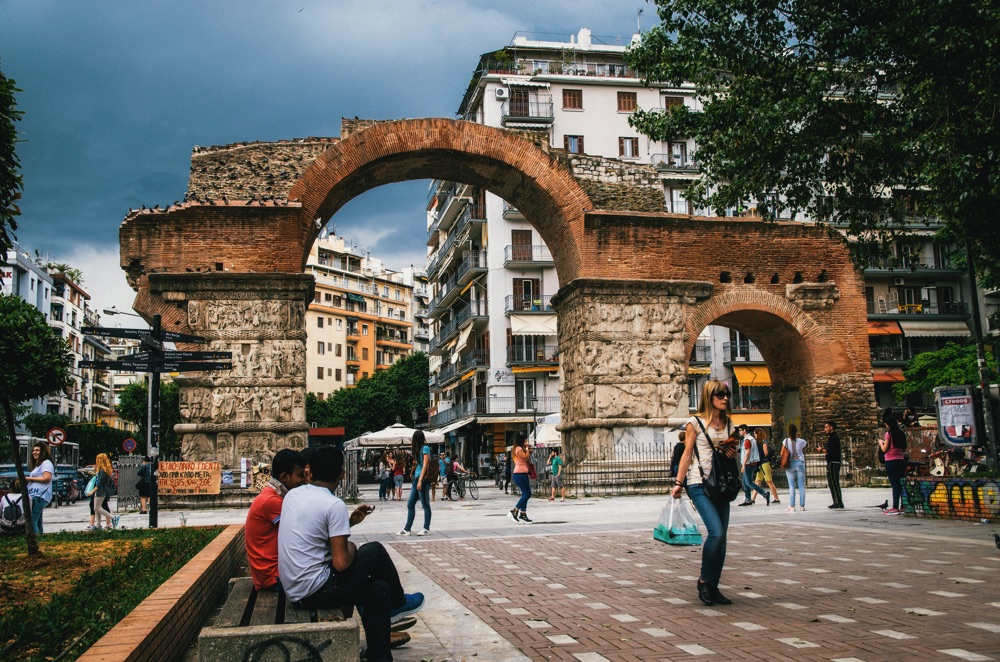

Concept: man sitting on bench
[[245, 448, 306, 591], [278, 446, 424, 662]]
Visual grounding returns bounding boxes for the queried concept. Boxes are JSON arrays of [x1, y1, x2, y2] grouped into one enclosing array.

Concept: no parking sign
[[123, 438, 137, 453]]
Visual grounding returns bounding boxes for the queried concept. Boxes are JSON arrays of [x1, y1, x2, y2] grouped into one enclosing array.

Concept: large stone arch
[[118, 118, 878, 470]]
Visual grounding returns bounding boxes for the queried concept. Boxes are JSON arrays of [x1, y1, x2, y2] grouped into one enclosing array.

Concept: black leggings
[[885, 459, 907, 509]]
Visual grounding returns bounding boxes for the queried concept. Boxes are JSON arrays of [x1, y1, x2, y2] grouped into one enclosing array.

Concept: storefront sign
[[158, 461, 222, 495]]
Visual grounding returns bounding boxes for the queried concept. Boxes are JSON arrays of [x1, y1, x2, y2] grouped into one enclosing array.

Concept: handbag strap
[[691, 417, 731, 480]]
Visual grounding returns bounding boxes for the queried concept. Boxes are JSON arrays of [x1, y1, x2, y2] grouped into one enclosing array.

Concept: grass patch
[[0, 526, 223, 661]]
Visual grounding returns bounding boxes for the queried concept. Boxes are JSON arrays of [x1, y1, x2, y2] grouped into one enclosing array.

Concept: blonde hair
[[695, 379, 731, 424], [95, 453, 114, 476]]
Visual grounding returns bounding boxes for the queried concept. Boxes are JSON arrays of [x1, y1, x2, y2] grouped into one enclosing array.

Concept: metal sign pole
[[149, 314, 161, 528]]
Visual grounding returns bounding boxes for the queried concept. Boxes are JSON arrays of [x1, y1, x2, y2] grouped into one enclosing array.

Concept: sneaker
[[397, 529, 412, 536], [391, 616, 417, 632], [785, 506, 795, 513], [772, 499, 781, 505], [415, 528, 430, 536], [111, 516, 120, 529], [85, 525, 101, 532], [389, 631, 411, 648], [738, 501, 753, 507], [884, 508, 901, 515], [798, 506, 806, 512], [519, 512, 533, 523], [390, 592, 425, 623], [508, 508, 520, 523]]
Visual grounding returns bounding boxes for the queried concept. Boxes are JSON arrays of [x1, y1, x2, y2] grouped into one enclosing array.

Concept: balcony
[[413, 325, 430, 341], [428, 395, 560, 427], [376, 334, 410, 348], [867, 301, 970, 316], [504, 295, 554, 314], [459, 349, 490, 372], [482, 58, 636, 79], [863, 257, 961, 276], [503, 245, 554, 267], [346, 326, 361, 340], [502, 202, 524, 220], [690, 340, 712, 364], [455, 300, 489, 328], [429, 318, 461, 352], [500, 100, 554, 126], [346, 354, 361, 367], [651, 153, 699, 173], [507, 344, 558, 366], [723, 341, 763, 363], [870, 346, 912, 363], [437, 362, 459, 387]]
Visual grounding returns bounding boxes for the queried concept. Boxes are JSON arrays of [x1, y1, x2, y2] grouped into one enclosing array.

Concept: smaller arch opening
[[770, 273, 780, 284], [817, 269, 828, 283], [720, 271, 733, 283], [743, 273, 756, 284], [793, 271, 804, 283]]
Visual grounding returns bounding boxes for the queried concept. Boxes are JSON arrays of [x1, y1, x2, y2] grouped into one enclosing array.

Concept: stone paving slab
[[393, 522, 1000, 661]]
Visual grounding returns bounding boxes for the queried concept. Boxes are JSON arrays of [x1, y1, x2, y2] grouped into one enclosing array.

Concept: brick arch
[[686, 288, 853, 387], [289, 118, 593, 282]]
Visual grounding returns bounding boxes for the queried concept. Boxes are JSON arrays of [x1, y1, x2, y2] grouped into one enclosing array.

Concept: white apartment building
[[304, 232, 416, 400]]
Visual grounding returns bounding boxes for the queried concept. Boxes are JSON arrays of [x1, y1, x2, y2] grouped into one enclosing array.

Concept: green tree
[[626, 0, 1000, 286], [116, 381, 181, 458], [21, 413, 71, 439], [0, 294, 72, 554], [307, 352, 429, 440], [893, 342, 998, 398], [0, 63, 22, 259]]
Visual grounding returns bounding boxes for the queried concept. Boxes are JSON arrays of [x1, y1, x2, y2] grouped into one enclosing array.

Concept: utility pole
[[147, 314, 162, 528], [965, 236, 998, 470]]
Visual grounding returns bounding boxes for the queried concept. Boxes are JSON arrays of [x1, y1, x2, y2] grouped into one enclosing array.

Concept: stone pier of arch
[[118, 117, 880, 475]]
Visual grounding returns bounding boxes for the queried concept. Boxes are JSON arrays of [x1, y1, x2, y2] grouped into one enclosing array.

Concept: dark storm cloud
[[0, 1, 646, 314]]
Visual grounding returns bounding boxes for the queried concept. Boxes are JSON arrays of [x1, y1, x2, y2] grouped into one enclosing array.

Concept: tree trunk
[[2, 397, 40, 555]]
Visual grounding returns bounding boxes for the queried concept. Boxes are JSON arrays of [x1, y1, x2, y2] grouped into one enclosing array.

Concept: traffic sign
[[47, 427, 66, 445], [162, 331, 207, 344], [141, 335, 164, 352], [120, 351, 152, 362], [123, 438, 137, 453], [163, 350, 232, 361], [82, 326, 149, 339], [79, 359, 232, 372]]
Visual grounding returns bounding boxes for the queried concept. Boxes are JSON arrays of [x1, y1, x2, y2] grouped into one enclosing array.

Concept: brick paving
[[394, 522, 1000, 661]]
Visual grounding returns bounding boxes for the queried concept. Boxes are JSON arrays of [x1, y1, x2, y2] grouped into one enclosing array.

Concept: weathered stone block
[[198, 621, 359, 662]]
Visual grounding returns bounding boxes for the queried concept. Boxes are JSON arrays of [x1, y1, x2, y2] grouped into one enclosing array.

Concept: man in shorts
[[547, 450, 565, 501], [278, 446, 424, 662]]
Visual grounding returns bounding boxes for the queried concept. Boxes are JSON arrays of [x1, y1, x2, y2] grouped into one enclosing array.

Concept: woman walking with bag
[[671, 379, 739, 606], [782, 425, 808, 512], [509, 432, 534, 523]]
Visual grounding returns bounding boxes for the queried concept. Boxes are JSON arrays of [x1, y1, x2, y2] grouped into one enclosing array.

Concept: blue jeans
[[404, 477, 431, 531], [30, 496, 49, 535], [686, 484, 730, 587], [742, 465, 769, 501], [787, 460, 806, 507], [513, 472, 532, 511]]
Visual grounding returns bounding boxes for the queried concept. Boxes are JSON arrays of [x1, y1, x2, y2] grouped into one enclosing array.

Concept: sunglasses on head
[[712, 390, 731, 398]]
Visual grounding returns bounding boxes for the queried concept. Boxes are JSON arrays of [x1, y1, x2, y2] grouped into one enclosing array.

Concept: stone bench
[[198, 577, 360, 662]]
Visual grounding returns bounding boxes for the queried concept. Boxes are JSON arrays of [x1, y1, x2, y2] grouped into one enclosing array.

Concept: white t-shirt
[[685, 416, 732, 487], [277, 484, 352, 602], [28, 460, 55, 502], [783, 437, 807, 462]]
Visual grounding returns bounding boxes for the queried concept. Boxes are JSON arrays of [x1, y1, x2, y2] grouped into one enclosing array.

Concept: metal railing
[[429, 396, 559, 427], [504, 294, 554, 313], [691, 340, 712, 363], [500, 100, 555, 122], [870, 346, 910, 362], [867, 301, 969, 315], [650, 153, 698, 171], [723, 341, 763, 362], [507, 344, 559, 365], [503, 245, 553, 264]]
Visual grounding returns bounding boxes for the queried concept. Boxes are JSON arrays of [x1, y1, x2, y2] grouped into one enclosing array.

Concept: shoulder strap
[[690, 417, 711, 481]]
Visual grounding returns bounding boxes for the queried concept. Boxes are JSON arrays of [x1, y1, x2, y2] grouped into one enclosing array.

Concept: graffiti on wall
[[903, 478, 1000, 521]]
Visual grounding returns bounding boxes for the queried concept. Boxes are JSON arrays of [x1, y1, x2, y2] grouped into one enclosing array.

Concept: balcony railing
[[651, 153, 699, 172], [501, 100, 555, 124], [507, 344, 559, 365], [867, 301, 970, 315], [504, 295, 554, 313], [870, 346, 912, 362], [503, 245, 553, 265], [459, 349, 490, 371], [864, 257, 956, 271], [723, 341, 763, 363], [690, 340, 712, 363], [455, 300, 489, 327], [428, 396, 560, 427], [482, 59, 636, 79]]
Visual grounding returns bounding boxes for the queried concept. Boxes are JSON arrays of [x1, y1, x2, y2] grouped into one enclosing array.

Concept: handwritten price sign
[[158, 461, 222, 495]]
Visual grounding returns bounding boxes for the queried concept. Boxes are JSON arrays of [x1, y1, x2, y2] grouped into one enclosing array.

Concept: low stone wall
[[903, 476, 1000, 522], [78, 524, 246, 662]]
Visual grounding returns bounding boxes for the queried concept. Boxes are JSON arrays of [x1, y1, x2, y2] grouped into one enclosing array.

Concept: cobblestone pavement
[[389, 518, 1000, 661]]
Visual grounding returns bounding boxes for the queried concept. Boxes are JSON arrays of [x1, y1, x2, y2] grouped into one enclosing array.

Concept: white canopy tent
[[344, 423, 445, 451], [530, 413, 562, 447]]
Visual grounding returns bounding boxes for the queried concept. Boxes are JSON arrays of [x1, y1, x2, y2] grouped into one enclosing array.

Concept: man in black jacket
[[824, 422, 844, 509]]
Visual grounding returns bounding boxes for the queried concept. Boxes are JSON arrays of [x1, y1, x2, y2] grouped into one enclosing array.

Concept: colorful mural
[[903, 477, 1000, 521]]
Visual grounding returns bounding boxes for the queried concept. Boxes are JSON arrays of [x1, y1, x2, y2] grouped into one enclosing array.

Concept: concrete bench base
[[199, 621, 359, 662]]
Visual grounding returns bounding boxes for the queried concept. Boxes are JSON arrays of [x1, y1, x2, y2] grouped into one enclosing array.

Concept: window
[[617, 91, 637, 112], [328, 368, 332, 376], [511, 230, 533, 261], [362, 372, 369, 380], [317, 317, 324, 328], [317, 366, 324, 380], [335, 344, 342, 357], [336, 319, 342, 330], [324, 292, 332, 301], [317, 393, 324, 401], [564, 135, 585, 154], [512, 278, 541, 311], [671, 142, 687, 166], [515, 378, 536, 410], [314, 292, 322, 302], [335, 369, 342, 381], [563, 89, 583, 109], [362, 347, 369, 361], [362, 324, 369, 335], [317, 341, 325, 355], [670, 188, 690, 214], [619, 137, 639, 158], [663, 96, 683, 109]]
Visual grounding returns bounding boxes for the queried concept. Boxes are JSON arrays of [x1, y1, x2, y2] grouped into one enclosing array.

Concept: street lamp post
[[530, 397, 538, 444]]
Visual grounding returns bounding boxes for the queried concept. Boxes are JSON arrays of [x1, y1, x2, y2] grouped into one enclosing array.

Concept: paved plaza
[[42, 485, 1000, 661]]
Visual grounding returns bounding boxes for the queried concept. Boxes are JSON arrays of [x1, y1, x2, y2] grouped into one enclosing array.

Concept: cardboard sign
[[158, 461, 222, 495]]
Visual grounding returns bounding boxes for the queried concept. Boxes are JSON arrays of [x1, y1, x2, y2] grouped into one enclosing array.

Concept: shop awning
[[460, 370, 476, 381], [346, 293, 366, 303], [898, 320, 971, 337], [510, 313, 557, 336], [688, 366, 711, 375], [732, 365, 771, 386], [512, 365, 558, 374], [433, 419, 472, 435], [868, 320, 903, 335], [872, 367, 905, 383], [731, 413, 772, 427], [452, 325, 474, 363]]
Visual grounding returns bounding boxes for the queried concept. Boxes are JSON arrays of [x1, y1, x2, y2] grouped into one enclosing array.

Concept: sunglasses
[[712, 390, 731, 398]]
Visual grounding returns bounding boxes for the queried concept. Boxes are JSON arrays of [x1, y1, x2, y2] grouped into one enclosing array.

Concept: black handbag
[[691, 417, 741, 502]]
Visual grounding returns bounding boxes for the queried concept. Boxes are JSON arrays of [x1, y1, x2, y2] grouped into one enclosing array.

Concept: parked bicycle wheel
[[467, 477, 479, 500]]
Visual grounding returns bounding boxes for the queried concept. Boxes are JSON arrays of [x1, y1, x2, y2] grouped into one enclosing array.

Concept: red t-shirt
[[245, 486, 284, 590]]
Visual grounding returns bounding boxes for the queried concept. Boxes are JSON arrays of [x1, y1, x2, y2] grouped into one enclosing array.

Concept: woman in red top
[[508, 433, 534, 523]]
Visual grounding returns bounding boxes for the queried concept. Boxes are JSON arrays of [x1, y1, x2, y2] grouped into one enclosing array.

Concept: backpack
[[446, 460, 458, 479], [422, 455, 439, 483], [758, 440, 772, 468], [1, 495, 25, 532]]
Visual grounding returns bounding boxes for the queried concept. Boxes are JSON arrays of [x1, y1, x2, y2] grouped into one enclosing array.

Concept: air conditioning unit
[[893, 277, 906, 286], [495, 88, 509, 100]]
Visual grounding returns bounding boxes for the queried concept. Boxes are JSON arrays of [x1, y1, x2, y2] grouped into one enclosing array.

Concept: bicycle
[[451, 473, 479, 500]]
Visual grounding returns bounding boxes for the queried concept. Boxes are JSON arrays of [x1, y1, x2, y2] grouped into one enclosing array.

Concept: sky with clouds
[[1, 1, 650, 327]]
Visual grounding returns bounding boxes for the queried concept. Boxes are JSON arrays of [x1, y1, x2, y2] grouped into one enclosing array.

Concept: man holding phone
[[278, 446, 424, 662]]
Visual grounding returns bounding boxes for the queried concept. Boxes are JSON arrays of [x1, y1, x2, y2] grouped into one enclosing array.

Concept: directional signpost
[[81, 314, 232, 527]]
